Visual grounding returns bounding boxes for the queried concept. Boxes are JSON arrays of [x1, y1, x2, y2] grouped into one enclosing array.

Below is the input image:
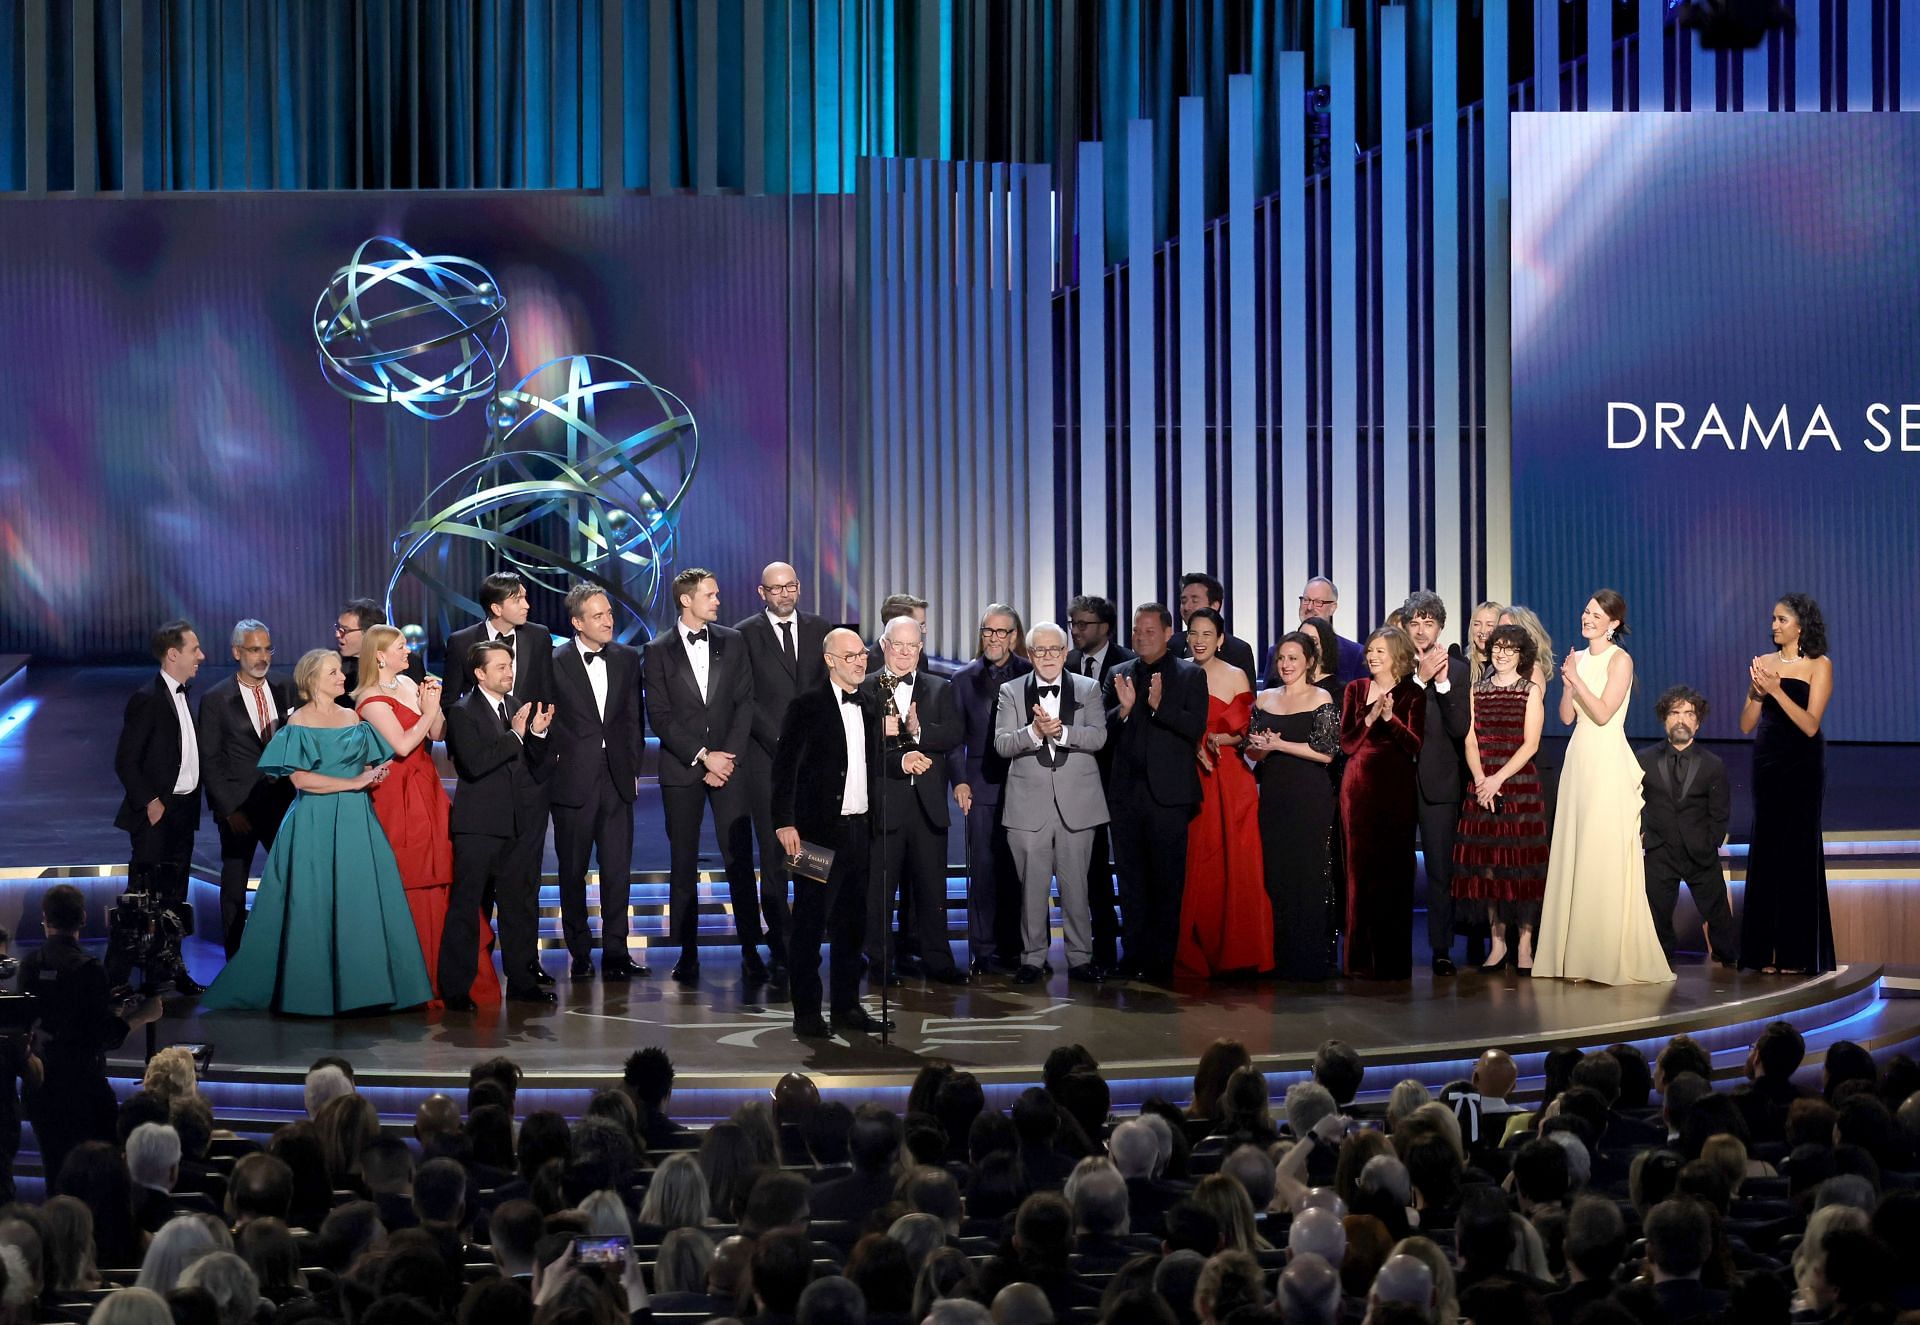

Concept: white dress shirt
[[1080, 644, 1108, 679], [1030, 675, 1071, 747], [681, 624, 712, 701], [577, 638, 609, 721], [164, 672, 200, 794], [884, 670, 915, 718], [766, 608, 799, 663], [837, 688, 869, 815], [237, 677, 279, 741]]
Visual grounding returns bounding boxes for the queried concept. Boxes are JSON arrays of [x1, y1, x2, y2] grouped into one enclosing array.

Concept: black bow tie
[[1037, 685, 1059, 698], [175, 681, 190, 697], [582, 650, 601, 665], [493, 632, 514, 652], [841, 689, 863, 706], [686, 630, 708, 645]]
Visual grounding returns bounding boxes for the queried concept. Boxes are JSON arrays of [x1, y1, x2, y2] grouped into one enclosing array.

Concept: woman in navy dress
[[1738, 593, 1836, 975]]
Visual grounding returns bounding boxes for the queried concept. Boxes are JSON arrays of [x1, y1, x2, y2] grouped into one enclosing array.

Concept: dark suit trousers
[[1109, 783, 1192, 975], [212, 794, 285, 958], [964, 799, 1021, 964], [660, 777, 760, 962], [790, 815, 871, 1019], [551, 764, 635, 959], [871, 802, 959, 976], [1419, 794, 1462, 954], [445, 827, 543, 998], [1645, 844, 1739, 962], [740, 745, 794, 961], [128, 792, 199, 875], [1086, 823, 1121, 966]]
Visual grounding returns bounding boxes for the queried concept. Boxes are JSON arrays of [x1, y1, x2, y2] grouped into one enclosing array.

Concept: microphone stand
[[870, 680, 892, 1048]]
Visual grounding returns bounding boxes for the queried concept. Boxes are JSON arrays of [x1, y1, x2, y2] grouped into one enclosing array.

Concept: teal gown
[[202, 722, 435, 1015]]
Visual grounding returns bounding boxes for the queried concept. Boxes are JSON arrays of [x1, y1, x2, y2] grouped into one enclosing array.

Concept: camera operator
[[0, 925, 39, 1203], [20, 885, 162, 1188]]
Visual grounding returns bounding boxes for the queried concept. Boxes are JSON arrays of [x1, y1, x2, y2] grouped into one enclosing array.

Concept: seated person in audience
[[1607, 1043, 1658, 1116], [1315, 1042, 1367, 1111], [648, 1226, 728, 1315], [413, 1157, 475, 1264], [1065, 1159, 1150, 1269], [1509, 1140, 1570, 1222], [1453, 1186, 1553, 1298], [623, 1048, 694, 1155], [745, 1228, 814, 1325], [1544, 1195, 1626, 1325], [1109, 1119, 1187, 1238], [227, 1152, 296, 1231], [902, 1166, 963, 1237], [486, 1199, 541, 1285], [1613, 1198, 1728, 1324], [362, 1136, 418, 1231], [1366, 1253, 1436, 1325], [972, 1193, 1103, 1315], [168, 1097, 229, 1208], [1161, 1202, 1225, 1258], [1195, 1249, 1267, 1325], [1278, 1252, 1343, 1325], [813, 1107, 903, 1222], [1283, 1084, 1343, 1188], [1570, 1052, 1665, 1150], [414, 1094, 462, 1161], [740, 1171, 814, 1242], [1012, 1089, 1077, 1191], [1655, 1037, 1715, 1101], [127, 1122, 185, 1233], [802, 1101, 855, 1177]]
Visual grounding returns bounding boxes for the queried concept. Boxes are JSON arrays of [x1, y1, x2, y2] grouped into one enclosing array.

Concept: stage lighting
[[1671, 0, 1791, 51]]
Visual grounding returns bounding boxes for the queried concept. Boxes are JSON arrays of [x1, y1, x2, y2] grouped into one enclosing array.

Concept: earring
[[1605, 627, 1616, 641]]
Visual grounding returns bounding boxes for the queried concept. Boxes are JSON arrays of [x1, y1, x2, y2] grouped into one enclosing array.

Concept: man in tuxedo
[[335, 598, 425, 700], [1272, 578, 1366, 691], [442, 641, 556, 1008], [1405, 592, 1473, 976], [195, 619, 296, 957], [112, 619, 207, 993], [642, 568, 763, 984], [1172, 573, 1258, 689], [994, 622, 1109, 984], [862, 617, 968, 985], [772, 628, 890, 1038], [1104, 604, 1209, 983], [1638, 685, 1736, 967], [547, 584, 648, 983], [864, 593, 932, 675], [1067, 594, 1133, 970], [947, 603, 1033, 975], [445, 573, 554, 707], [732, 561, 830, 978]]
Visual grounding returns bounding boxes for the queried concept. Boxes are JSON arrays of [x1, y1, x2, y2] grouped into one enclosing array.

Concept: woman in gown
[[1175, 608, 1273, 978], [1339, 627, 1426, 980], [1249, 631, 1340, 981], [353, 626, 500, 1005], [203, 649, 434, 1015], [1737, 593, 1835, 974], [1453, 625, 1549, 972], [1534, 591, 1673, 985]]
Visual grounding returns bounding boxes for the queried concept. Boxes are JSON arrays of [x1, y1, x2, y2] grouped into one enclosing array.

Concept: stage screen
[[1511, 113, 1920, 743]]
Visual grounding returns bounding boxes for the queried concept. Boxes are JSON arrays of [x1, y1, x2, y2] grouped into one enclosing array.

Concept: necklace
[[379, 673, 401, 691]]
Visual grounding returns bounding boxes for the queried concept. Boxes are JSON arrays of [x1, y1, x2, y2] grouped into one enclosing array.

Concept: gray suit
[[993, 671, 1110, 968]]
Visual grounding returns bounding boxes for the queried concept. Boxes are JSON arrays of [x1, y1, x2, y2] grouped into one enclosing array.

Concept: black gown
[[1252, 702, 1341, 981], [1737, 677, 1835, 973]]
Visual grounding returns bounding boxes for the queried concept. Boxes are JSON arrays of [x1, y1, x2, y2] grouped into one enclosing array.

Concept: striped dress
[[1452, 678, 1550, 926]]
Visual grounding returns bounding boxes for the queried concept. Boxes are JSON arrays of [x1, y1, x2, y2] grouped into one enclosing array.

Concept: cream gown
[[1533, 645, 1675, 985]]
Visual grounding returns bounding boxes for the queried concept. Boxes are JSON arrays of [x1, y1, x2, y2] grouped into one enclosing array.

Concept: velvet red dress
[[358, 695, 500, 1005], [1338, 678, 1426, 979], [1177, 692, 1274, 978]]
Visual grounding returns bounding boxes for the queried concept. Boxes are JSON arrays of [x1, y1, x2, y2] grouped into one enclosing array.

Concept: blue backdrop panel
[[1510, 113, 1920, 742]]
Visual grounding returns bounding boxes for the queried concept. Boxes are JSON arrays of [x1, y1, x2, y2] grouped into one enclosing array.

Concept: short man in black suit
[[112, 619, 207, 993], [547, 583, 648, 983], [947, 603, 1033, 974], [1104, 603, 1210, 984], [445, 573, 554, 707], [1638, 685, 1736, 967], [335, 598, 425, 701], [1404, 591, 1474, 976], [1172, 573, 1258, 690], [732, 560, 831, 978], [195, 619, 296, 957], [442, 641, 556, 1009], [1067, 594, 1135, 970], [772, 628, 890, 1038], [642, 568, 762, 985], [863, 617, 968, 985]]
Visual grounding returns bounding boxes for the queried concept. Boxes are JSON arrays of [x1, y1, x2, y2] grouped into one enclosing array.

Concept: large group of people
[[6, 1015, 1920, 1325], [108, 559, 1837, 1034]]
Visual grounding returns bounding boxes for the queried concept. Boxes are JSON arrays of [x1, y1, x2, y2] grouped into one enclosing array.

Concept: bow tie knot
[[840, 689, 863, 707], [686, 629, 708, 645], [582, 650, 601, 665], [175, 681, 191, 697], [1037, 685, 1060, 698]]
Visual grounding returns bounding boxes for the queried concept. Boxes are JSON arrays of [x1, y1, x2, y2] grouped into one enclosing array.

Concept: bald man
[[1367, 1254, 1435, 1325], [734, 561, 832, 977], [771, 629, 889, 1038]]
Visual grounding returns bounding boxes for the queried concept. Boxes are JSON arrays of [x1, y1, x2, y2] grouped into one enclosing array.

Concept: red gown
[[359, 695, 500, 1005], [1176, 692, 1274, 978]]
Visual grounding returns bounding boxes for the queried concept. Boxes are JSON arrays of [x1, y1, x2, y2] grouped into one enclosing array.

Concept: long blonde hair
[[1501, 605, 1555, 690], [1467, 601, 1507, 684], [352, 625, 405, 702]]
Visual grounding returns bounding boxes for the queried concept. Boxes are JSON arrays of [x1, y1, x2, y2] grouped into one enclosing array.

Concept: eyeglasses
[[980, 627, 1015, 639], [1489, 643, 1520, 655], [1299, 596, 1336, 611], [1068, 618, 1101, 629], [239, 645, 275, 655], [1029, 646, 1067, 658], [830, 651, 869, 664], [334, 623, 357, 637], [761, 583, 800, 594]]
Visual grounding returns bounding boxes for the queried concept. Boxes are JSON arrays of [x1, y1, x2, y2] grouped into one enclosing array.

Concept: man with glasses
[[948, 604, 1034, 975], [994, 622, 1110, 984], [1274, 578, 1365, 690], [1066, 595, 1133, 971], [196, 619, 296, 956], [733, 561, 832, 980], [335, 597, 425, 703]]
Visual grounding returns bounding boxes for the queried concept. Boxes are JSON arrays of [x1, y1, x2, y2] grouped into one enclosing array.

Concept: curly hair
[[1654, 685, 1710, 724], [1479, 624, 1537, 686], [1776, 593, 1829, 659]]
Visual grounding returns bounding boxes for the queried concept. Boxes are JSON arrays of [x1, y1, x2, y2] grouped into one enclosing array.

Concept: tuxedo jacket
[[948, 654, 1035, 806], [1068, 642, 1134, 777], [1172, 632, 1258, 691], [733, 610, 830, 757], [445, 621, 554, 706], [1414, 651, 1474, 803], [993, 672, 1110, 833], [547, 640, 644, 807], [642, 623, 755, 788], [1103, 656, 1209, 808], [861, 670, 962, 831], [114, 675, 201, 833], [195, 674, 297, 819], [444, 688, 551, 838], [1637, 741, 1731, 873], [770, 683, 880, 850]]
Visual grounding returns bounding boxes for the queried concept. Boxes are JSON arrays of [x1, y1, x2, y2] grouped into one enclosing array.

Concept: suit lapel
[[1676, 754, 1700, 801], [771, 617, 799, 679]]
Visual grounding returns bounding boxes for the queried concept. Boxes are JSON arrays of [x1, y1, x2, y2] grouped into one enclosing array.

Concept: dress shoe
[[1431, 955, 1458, 977], [929, 967, 970, 986], [792, 1013, 832, 1039], [767, 957, 789, 980], [832, 1006, 896, 1033], [441, 993, 478, 1012], [741, 953, 771, 984], [505, 986, 557, 1005], [1067, 963, 1107, 983], [602, 955, 648, 981], [969, 955, 995, 976], [671, 959, 700, 985], [1013, 964, 1046, 985], [874, 967, 904, 987], [526, 963, 556, 987], [171, 971, 206, 996], [570, 957, 595, 983]]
